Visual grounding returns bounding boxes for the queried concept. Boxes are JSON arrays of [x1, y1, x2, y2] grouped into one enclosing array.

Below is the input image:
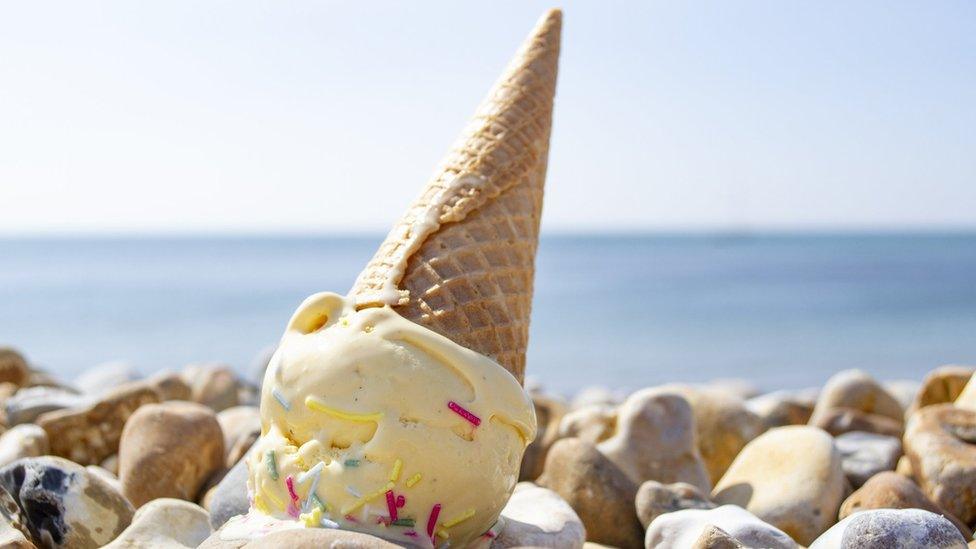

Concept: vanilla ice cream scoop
[[248, 293, 535, 547]]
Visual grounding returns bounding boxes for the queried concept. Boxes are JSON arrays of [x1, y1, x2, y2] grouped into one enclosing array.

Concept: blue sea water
[[1, 234, 974, 395]]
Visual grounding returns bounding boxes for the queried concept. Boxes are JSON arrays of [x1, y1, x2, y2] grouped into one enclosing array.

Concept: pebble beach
[[0, 345, 974, 548]]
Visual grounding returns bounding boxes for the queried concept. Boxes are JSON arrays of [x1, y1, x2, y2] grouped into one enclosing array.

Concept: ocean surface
[[1, 234, 975, 396]]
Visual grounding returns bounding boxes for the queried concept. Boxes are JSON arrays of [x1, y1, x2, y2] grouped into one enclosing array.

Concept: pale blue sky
[[1, 1, 973, 234]]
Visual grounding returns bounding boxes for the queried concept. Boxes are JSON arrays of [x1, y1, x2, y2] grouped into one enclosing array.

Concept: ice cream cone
[[351, 9, 561, 384]]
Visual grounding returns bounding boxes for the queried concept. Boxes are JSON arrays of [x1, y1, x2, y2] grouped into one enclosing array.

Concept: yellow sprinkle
[[341, 318, 349, 326], [441, 508, 476, 528], [253, 492, 270, 514], [389, 458, 402, 482], [263, 488, 284, 511], [341, 482, 395, 515], [436, 529, 450, 539], [305, 396, 383, 422], [406, 473, 422, 487], [299, 506, 322, 528]]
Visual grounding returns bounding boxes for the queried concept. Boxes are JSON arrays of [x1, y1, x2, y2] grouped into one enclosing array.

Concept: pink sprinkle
[[448, 401, 481, 426], [426, 503, 442, 541], [385, 490, 398, 522], [404, 531, 418, 538], [396, 495, 405, 508], [345, 514, 359, 523], [287, 503, 299, 518], [285, 476, 300, 505]]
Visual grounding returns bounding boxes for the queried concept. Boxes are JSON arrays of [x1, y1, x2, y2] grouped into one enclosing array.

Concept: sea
[[1, 233, 975, 396]]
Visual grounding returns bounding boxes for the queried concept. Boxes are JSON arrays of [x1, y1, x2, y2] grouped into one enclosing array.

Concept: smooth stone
[[104, 498, 212, 548], [657, 385, 766, 484], [571, 386, 620, 410], [597, 389, 710, 492], [145, 371, 192, 402], [809, 369, 903, 427], [0, 456, 134, 548], [537, 438, 643, 549], [884, 379, 920, 413], [85, 465, 122, 494], [182, 364, 240, 412], [645, 505, 797, 549], [811, 406, 903, 438], [809, 508, 966, 549], [0, 483, 34, 548], [491, 482, 585, 549], [209, 453, 250, 529], [74, 361, 140, 395], [635, 480, 715, 529], [712, 425, 846, 546], [895, 454, 913, 477], [558, 404, 616, 444], [840, 472, 971, 539], [904, 403, 976, 525], [4, 387, 88, 426], [520, 394, 567, 481], [216, 406, 260, 468], [746, 391, 814, 428], [0, 525, 35, 549], [120, 401, 224, 507], [36, 382, 161, 465], [0, 425, 48, 468], [0, 349, 29, 388], [834, 431, 902, 488], [706, 379, 761, 400], [199, 526, 401, 548], [101, 454, 120, 476], [953, 373, 976, 412], [909, 365, 974, 416]]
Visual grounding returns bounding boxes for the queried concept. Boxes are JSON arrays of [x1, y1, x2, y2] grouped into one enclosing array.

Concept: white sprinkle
[[321, 518, 339, 529], [345, 486, 361, 498], [272, 388, 291, 411], [297, 462, 324, 484]]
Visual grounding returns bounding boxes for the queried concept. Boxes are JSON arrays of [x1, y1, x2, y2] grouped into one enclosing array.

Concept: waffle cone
[[350, 9, 561, 384]]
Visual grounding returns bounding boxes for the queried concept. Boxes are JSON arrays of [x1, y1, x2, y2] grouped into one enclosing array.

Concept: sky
[[1, 1, 974, 234]]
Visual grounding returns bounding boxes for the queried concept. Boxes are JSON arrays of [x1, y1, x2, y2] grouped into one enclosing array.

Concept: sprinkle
[[385, 490, 398, 522], [441, 508, 475, 528], [436, 529, 450, 539], [389, 458, 403, 482], [426, 503, 442, 540], [344, 514, 359, 523], [403, 531, 419, 538], [263, 488, 284, 510], [406, 473, 422, 487], [299, 506, 322, 527], [342, 482, 395, 515], [287, 504, 299, 519], [309, 494, 326, 513], [447, 401, 481, 426], [346, 486, 362, 498], [396, 495, 405, 508], [393, 518, 415, 527], [285, 476, 300, 507], [297, 462, 325, 484], [272, 388, 291, 411], [344, 459, 360, 467], [265, 450, 279, 480], [306, 396, 383, 422], [253, 492, 270, 514]]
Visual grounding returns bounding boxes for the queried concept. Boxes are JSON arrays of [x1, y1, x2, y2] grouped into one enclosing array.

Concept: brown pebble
[[904, 404, 976, 525], [0, 349, 29, 388], [811, 407, 903, 438], [908, 365, 974, 416]]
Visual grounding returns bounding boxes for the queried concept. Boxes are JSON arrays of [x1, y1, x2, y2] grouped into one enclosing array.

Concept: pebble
[[645, 505, 797, 549], [571, 386, 620, 410], [491, 482, 585, 549], [558, 404, 617, 444], [0, 456, 134, 548], [0, 425, 48, 468], [103, 498, 212, 548], [809, 369, 903, 427], [745, 391, 814, 428], [216, 406, 260, 468], [712, 425, 846, 546], [953, 373, 976, 412], [86, 465, 122, 494], [74, 361, 140, 395], [145, 371, 193, 401], [182, 363, 240, 412], [536, 437, 643, 549], [834, 431, 902, 488], [840, 471, 971, 538], [0, 349, 30, 387], [635, 480, 715, 529], [4, 387, 88, 426], [597, 389, 710, 492], [706, 378, 761, 400], [199, 526, 401, 548], [208, 452, 250, 529], [37, 382, 161, 465], [658, 384, 766, 484], [884, 379, 920, 413], [0, 483, 34, 548], [909, 365, 974, 416], [811, 406, 904, 438], [903, 403, 976, 525], [809, 508, 967, 549], [119, 401, 225, 507], [521, 394, 567, 481]]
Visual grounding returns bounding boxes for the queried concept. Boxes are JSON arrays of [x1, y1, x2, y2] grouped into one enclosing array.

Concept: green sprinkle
[[311, 493, 325, 511], [392, 518, 415, 527], [344, 459, 360, 467], [266, 450, 279, 480]]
